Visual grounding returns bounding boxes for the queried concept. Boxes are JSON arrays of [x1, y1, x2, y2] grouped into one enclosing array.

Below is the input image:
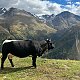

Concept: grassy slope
[[0, 56, 80, 80]]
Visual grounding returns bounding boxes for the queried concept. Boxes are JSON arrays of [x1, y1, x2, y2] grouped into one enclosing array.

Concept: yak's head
[[45, 39, 55, 50], [38, 39, 55, 57]]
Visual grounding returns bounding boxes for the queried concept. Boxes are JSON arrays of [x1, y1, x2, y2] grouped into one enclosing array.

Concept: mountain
[[0, 7, 56, 50], [41, 12, 80, 60], [39, 14, 55, 27], [40, 11, 80, 30], [41, 14, 55, 22]]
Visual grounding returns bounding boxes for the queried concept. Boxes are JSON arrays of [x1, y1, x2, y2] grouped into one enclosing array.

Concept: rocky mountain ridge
[[40, 11, 80, 30]]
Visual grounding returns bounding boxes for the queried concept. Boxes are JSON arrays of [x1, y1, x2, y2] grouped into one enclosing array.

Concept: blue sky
[[0, 0, 80, 15], [48, 0, 80, 5], [48, 0, 68, 5], [45, 0, 80, 15]]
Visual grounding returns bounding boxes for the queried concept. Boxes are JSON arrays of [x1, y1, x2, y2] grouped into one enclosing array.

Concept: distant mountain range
[[0, 7, 80, 60], [40, 11, 80, 30]]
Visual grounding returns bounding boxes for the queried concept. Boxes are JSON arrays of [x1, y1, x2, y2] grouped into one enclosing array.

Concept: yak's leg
[[8, 54, 14, 67], [32, 56, 37, 68], [1, 54, 7, 69]]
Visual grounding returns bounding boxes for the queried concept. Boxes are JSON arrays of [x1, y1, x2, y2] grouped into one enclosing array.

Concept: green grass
[[0, 56, 80, 80]]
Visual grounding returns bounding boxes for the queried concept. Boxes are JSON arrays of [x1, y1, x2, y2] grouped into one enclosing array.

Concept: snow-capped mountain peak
[[0, 8, 7, 15]]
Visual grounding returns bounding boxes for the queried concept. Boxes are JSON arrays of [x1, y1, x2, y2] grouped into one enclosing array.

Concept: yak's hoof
[[32, 63, 36, 68], [33, 65, 36, 68], [12, 65, 14, 67]]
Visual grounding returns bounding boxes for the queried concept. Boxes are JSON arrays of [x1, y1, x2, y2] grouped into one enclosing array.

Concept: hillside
[[0, 56, 80, 80], [2, 7, 56, 39], [44, 24, 80, 60]]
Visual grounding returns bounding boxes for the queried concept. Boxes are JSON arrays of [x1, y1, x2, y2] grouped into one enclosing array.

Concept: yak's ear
[[49, 39, 51, 42], [46, 39, 48, 41], [46, 39, 49, 41]]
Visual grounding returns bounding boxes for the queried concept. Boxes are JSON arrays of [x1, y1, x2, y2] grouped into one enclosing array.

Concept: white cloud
[[0, 0, 80, 16], [13, 0, 51, 15], [63, 3, 80, 15], [75, 2, 80, 5], [0, 0, 18, 8]]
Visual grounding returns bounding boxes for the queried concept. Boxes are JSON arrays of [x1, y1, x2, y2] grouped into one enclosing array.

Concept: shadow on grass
[[0, 66, 35, 74]]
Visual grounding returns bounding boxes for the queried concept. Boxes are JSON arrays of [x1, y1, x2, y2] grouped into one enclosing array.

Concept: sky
[[0, 0, 80, 16]]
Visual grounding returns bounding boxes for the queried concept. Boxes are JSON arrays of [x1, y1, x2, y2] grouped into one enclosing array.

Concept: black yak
[[1, 39, 54, 69]]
